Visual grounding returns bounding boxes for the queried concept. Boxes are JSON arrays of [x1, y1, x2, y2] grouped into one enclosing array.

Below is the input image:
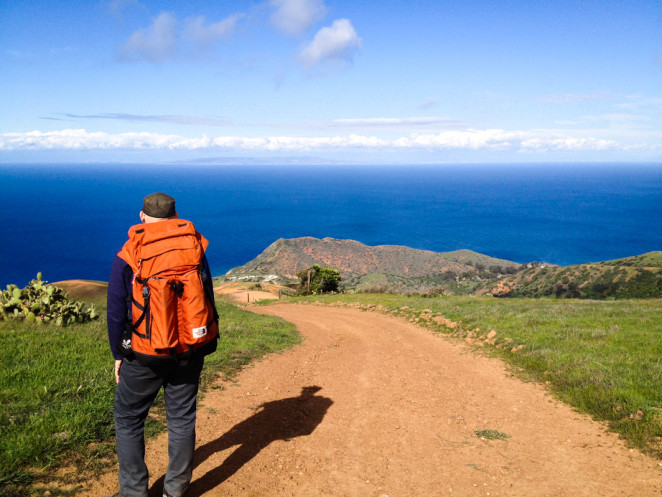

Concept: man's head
[[140, 192, 177, 223]]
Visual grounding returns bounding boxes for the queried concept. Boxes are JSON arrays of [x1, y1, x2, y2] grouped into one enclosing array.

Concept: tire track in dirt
[[91, 303, 662, 497]]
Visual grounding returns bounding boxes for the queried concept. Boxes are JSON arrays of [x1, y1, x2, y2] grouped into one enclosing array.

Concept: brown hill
[[225, 238, 662, 298], [225, 237, 520, 292], [51, 280, 108, 306]]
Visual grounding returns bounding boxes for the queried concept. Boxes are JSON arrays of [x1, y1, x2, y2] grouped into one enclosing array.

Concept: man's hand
[[114, 359, 123, 384]]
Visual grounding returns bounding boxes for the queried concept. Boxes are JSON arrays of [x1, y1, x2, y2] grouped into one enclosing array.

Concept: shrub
[[297, 264, 341, 295], [0, 273, 98, 326]]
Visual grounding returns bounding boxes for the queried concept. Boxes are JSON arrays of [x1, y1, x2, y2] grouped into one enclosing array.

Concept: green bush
[[297, 264, 341, 295]]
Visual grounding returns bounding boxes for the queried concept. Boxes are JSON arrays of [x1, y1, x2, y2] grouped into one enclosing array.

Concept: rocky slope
[[224, 238, 662, 298], [224, 237, 520, 293]]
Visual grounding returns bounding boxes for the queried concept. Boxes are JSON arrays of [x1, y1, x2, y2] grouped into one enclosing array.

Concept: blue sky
[[1, 0, 661, 164]]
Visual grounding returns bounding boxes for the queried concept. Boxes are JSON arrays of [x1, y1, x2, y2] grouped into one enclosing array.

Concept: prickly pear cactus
[[0, 273, 99, 326]]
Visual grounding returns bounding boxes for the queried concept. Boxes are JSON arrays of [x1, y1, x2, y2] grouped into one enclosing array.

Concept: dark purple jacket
[[106, 254, 215, 360]]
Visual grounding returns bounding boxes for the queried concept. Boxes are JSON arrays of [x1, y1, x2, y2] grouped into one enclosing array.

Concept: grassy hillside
[[226, 238, 662, 299], [487, 252, 662, 299], [225, 237, 521, 293], [603, 251, 662, 268], [3, 268, 662, 494], [0, 281, 300, 496]]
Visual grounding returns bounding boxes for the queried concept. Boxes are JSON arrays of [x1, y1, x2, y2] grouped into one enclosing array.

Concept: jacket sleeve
[[107, 254, 132, 360], [201, 254, 218, 323]]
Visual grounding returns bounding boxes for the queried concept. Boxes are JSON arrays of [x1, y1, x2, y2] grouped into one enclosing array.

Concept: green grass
[[606, 251, 662, 268], [0, 318, 114, 494], [290, 293, 662, 458], [0, 297, 299, 496], [475, 429, 511, 440], [4, 286, 661, 495]]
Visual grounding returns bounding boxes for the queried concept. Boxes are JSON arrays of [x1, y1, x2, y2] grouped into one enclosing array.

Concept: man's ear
[[139, 211, 146, 223], [174, 211, 179, 219]]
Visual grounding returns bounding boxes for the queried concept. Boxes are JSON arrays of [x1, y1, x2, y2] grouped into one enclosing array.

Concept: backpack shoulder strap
[[199, 261, 219, 323]]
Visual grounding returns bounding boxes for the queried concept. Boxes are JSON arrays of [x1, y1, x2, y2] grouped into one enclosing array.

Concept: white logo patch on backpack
[[192, 326, 208, 339]]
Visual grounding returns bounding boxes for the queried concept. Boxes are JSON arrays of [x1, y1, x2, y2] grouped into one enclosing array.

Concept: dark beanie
[[142, 192, 176, 218]]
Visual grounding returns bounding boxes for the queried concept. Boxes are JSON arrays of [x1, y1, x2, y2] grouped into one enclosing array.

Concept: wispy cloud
[[183, 14, 244, 45], [417, 99, 439, 110], [615, 94, 662, 112], [58, 113, 231, 126], [117, 11, 244, 62], [108, 0, 142, 21], [0, 128, 635, 154], [579, 112, 653, 129], [563, 94, 662, 131], [654, 53, 662, 70], [332, 117, 464, 129], [118, 12, 177, 62], [269, 0, 327, 37], [4, 49, 32, 60], [298, 19, 361, 68], [537, 92, 607, 104], [519, 136, 619, 152]]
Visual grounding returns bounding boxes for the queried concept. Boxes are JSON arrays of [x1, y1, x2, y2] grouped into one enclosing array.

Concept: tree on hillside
[[297, 264, 341, 295]]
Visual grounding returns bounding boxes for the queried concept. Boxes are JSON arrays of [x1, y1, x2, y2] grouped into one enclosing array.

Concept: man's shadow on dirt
[[149, 386, 333, 497]]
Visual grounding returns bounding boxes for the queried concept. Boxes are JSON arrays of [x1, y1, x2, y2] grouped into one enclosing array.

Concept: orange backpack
[[118, 219, 218, 364]]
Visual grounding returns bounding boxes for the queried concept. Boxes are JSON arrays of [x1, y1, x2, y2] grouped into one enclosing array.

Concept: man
[[106, 193, 218, 497]]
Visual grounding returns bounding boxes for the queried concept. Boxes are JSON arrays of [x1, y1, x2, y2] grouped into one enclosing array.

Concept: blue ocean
[[1, 163, 661, 288]]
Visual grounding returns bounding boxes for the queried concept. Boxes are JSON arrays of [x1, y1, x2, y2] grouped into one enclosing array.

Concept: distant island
[[222, 237, 662, 299]]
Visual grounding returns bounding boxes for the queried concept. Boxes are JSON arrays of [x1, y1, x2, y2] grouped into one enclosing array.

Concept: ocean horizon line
[[2, 160, 662, 168]]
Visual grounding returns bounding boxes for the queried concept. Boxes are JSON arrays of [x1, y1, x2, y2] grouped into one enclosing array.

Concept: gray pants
[[114, 355, 204, 497]]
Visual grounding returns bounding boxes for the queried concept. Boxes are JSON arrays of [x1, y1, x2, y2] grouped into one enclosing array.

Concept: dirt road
[[92, 303, 662, 497]]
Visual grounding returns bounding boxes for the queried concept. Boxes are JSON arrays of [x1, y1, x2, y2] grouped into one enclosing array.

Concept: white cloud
[[108, 0, 142, 20], [537, 92, 607, 104], [298, 19, 361, 68], [417, 99, 439, 110], [210, 135, 385, 151], [0, 129, 181, 150], [615, 94, 662, 112], [114, 5, 360, 71], [183, 14, 244, 44], [519, 136, 618, 152], [118, 12, 177, 62], [394, 129, 523, 150], [394, 129, 623, 153], [332, 117, 463, 128], [270, 0, 327, 37], [118, 12, 244, 62], [0, 128, 639, 155], [62, 113, 231, 126], [578, 113, 653, 130], [0, 129, 376, 151]]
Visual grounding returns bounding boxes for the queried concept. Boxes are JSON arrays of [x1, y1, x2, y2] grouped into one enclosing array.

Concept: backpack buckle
[[170, 281, 184, 297]]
